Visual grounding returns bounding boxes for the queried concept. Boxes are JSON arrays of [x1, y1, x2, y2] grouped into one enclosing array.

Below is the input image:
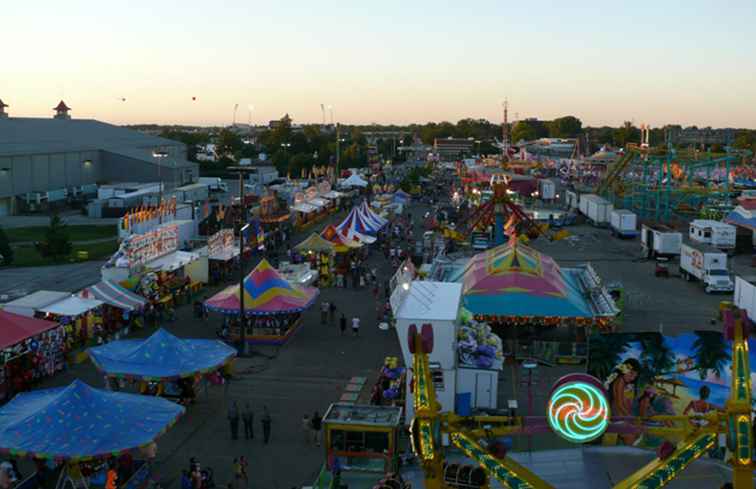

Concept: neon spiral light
[[548, 380, 609, 443]]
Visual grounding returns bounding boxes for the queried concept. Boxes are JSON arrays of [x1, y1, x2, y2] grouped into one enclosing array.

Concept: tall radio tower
[[502, 99, 510, 159]]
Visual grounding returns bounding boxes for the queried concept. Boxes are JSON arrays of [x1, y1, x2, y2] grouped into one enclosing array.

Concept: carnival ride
[[596, 144, 743, 222], [408, 305, 755, 489], [459, 177, 568, 247]]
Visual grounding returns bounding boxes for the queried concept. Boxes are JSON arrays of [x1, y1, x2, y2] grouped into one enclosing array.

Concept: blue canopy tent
[[88, 328, 236, 381], [0, 380, 183, 460]]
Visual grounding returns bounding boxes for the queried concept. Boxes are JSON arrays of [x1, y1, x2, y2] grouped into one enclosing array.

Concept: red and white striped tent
[[79, 280, 148, 311]]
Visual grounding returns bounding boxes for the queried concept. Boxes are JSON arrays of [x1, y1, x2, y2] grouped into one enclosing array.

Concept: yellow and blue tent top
[[204, 259, 318, 316]]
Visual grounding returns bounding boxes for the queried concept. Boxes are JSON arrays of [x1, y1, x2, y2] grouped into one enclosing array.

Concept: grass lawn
[[9, 239, 119, 267], [6, 224, 118, 243]]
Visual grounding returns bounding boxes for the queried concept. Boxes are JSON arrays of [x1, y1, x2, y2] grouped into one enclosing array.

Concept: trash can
[[455, 392, 472, 416]]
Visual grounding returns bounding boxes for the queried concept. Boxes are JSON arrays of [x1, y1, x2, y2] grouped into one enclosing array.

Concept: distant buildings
[[0, 100, 199, 216], [666, 126, 736, 146], [433, 137, 474, 161], [523, 138, 576, 159]]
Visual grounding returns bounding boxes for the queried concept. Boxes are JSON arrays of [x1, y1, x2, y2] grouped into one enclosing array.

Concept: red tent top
[[0, 310, 58, 349]]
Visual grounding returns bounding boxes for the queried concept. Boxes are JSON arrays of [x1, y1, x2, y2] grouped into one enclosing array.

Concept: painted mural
[[588, 331, 750, 451]]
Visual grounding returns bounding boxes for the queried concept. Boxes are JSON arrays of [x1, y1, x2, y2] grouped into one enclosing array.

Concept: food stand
[[294, 233, 335, 285], [204, 259, 318, 345], [197, 229, 239, 284], [321, 224, 363, 286], [323, 403, 402, 473], [2, 290, 70, 318], [38, 296, 105, 362]]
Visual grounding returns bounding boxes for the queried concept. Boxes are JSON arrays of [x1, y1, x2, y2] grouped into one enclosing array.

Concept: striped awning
[[79, 280, 148, 311]]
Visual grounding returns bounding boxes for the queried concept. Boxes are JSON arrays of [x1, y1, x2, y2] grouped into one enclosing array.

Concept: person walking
[[302, 413, 311, 445], [261, 406, 272, 444], [352, 316, 361, 337], [329, 302, 337, 326], [311, 411, 323, 447], [242, 402, 254, 440], [227, 401, 240, 440], [339, 313, 347, 336], [320, 301, 329, 325]]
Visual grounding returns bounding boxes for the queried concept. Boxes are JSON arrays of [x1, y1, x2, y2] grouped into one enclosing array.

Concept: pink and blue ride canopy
[[460, 240, 593, 317], [0, 380, 183, 461], [88, 328, 236, 381], [204, 259, 318, 316]]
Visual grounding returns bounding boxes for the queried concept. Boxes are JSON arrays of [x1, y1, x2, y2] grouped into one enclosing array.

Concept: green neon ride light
[[548, 381, 610, 443]]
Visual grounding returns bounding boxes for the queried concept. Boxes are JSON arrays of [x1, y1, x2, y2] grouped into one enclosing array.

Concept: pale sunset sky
[[3, 0, 755, 128]]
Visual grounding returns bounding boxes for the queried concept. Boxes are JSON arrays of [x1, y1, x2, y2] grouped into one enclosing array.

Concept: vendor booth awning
[[0, 379, 183, 461], [79, 280, 148, 311], [205, 259, 318, 315], [39, 296, 104, 317], [458, 240, 597, 318], [322, 190, 344, 200], [0, 310, 58, 350], [291, 202, 318, 214], [2, 290, 70, 318], [307, 198, 328, 208], [88, 328, 236, 381], [724, 207, 756, 231], [321, 224, 362, 252], [145, 250, 200, 273], [295, 233, 336, 253]]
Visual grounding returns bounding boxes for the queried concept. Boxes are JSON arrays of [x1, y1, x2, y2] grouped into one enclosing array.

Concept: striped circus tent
[[358, 201, 387, 230], [336, 207, 378, 244], [204, 259, 318, 316]]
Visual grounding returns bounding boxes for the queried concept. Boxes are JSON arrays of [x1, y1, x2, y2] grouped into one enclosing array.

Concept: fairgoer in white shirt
[[351, 317, 360, 337]]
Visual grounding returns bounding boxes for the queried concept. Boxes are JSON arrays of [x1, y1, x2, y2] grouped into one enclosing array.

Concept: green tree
[[733, 132, 755, 151], [692, 331, 730, 380], [548, 116, 583, 138], [215, 129, 243, 161], [511, 121, 538, 143], [0, 225, 13, 265], [39, 214, 72, 259]]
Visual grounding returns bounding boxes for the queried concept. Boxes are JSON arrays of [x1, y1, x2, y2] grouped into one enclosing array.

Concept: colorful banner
[[208, 229, 235, 257], [126, 224, 178, 270]]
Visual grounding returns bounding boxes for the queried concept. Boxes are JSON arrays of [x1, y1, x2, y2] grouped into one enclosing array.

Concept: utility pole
[[227, 166, 254, 356], [335, 123, 341, 182], [502, 99, 509, 160]]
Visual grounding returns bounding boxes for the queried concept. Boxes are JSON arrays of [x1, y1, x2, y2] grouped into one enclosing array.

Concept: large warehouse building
[[0, 101, 199, 215]]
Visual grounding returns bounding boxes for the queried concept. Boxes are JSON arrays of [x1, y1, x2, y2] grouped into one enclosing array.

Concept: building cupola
[[0, 99, 8, 119], [53, 100, 71, 120]]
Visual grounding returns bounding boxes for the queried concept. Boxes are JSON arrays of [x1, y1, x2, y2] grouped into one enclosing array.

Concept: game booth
[[37, 296, 106, 363], [78, 280, 149, 338], [451, 238, 618, 365], [320, 224, 364, 288], [196, 229, 240, 285], [204, 259, 318, 346], [88, 328, 236, 403], [0, 380, 183, 489], [0, 310, 65, 401], [294, 233, 335, 286]]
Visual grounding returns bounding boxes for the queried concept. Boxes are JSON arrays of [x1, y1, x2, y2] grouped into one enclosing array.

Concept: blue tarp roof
[[88, 328, 236, 380], [0, 380, 183, 460]]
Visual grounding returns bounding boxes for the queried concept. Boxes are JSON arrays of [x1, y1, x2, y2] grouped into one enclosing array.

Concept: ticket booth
[[324, 403, 403, 473]]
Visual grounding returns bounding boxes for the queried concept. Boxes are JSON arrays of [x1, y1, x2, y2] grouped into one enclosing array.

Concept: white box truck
[[680, 242, 733, 293], [734, 276, 756, 322], [689, 219, 736, 250], [610, 209, 638, 238], [580, 194, 613, 226], [641, 224, 682, 259], [198, 177, 228, 193], [565, 190, 579, 211]]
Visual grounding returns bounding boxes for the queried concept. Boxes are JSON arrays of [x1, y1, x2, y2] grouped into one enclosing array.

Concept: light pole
[[280, 143, 291, 176], [152, 149, 169, 204], [227, 166, 255, 356]]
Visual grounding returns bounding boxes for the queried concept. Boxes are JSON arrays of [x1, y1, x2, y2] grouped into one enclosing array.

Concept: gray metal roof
[[0, 117, 186, 156]]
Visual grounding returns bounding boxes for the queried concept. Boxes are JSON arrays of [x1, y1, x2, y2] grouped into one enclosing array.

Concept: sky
[[2, 0, 756, 128]]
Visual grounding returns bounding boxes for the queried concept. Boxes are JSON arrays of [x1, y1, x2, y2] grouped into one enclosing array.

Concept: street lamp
[[280, 143, 291, 174], [152, 149, 169, 202], [227, 166, 256, 356]]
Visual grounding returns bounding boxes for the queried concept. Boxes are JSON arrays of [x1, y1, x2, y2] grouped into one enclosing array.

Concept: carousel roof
[[294, 232, 336, 253], [459, 239, 595, 318], [204, 259, 318, 315], [88, 328, 236, 381], [0, 380, 183, 460]]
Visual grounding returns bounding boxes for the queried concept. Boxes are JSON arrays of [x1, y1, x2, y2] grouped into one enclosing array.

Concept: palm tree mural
[[588, 332, 632, 381], [637, 333, 675, 387], [692, 331, 730, 380]]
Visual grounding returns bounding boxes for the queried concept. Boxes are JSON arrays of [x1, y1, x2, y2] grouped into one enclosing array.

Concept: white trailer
[[688, 219, 736, 250], [680, 242, 733, 293], [198, 177, 228, 193], [565, 190, 580, 211], [734, 276, 756, 322], [641, 224, 682, 259], [580, 194, 613, 226], [610, 209, 638, 238]]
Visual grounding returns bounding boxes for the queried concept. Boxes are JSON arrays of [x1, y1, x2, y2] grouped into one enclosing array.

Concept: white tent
[[145, 250, 200, 273], [342, 173, 368, 188], [40, 296, 104, 317], [2, 290, 70, 318]]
